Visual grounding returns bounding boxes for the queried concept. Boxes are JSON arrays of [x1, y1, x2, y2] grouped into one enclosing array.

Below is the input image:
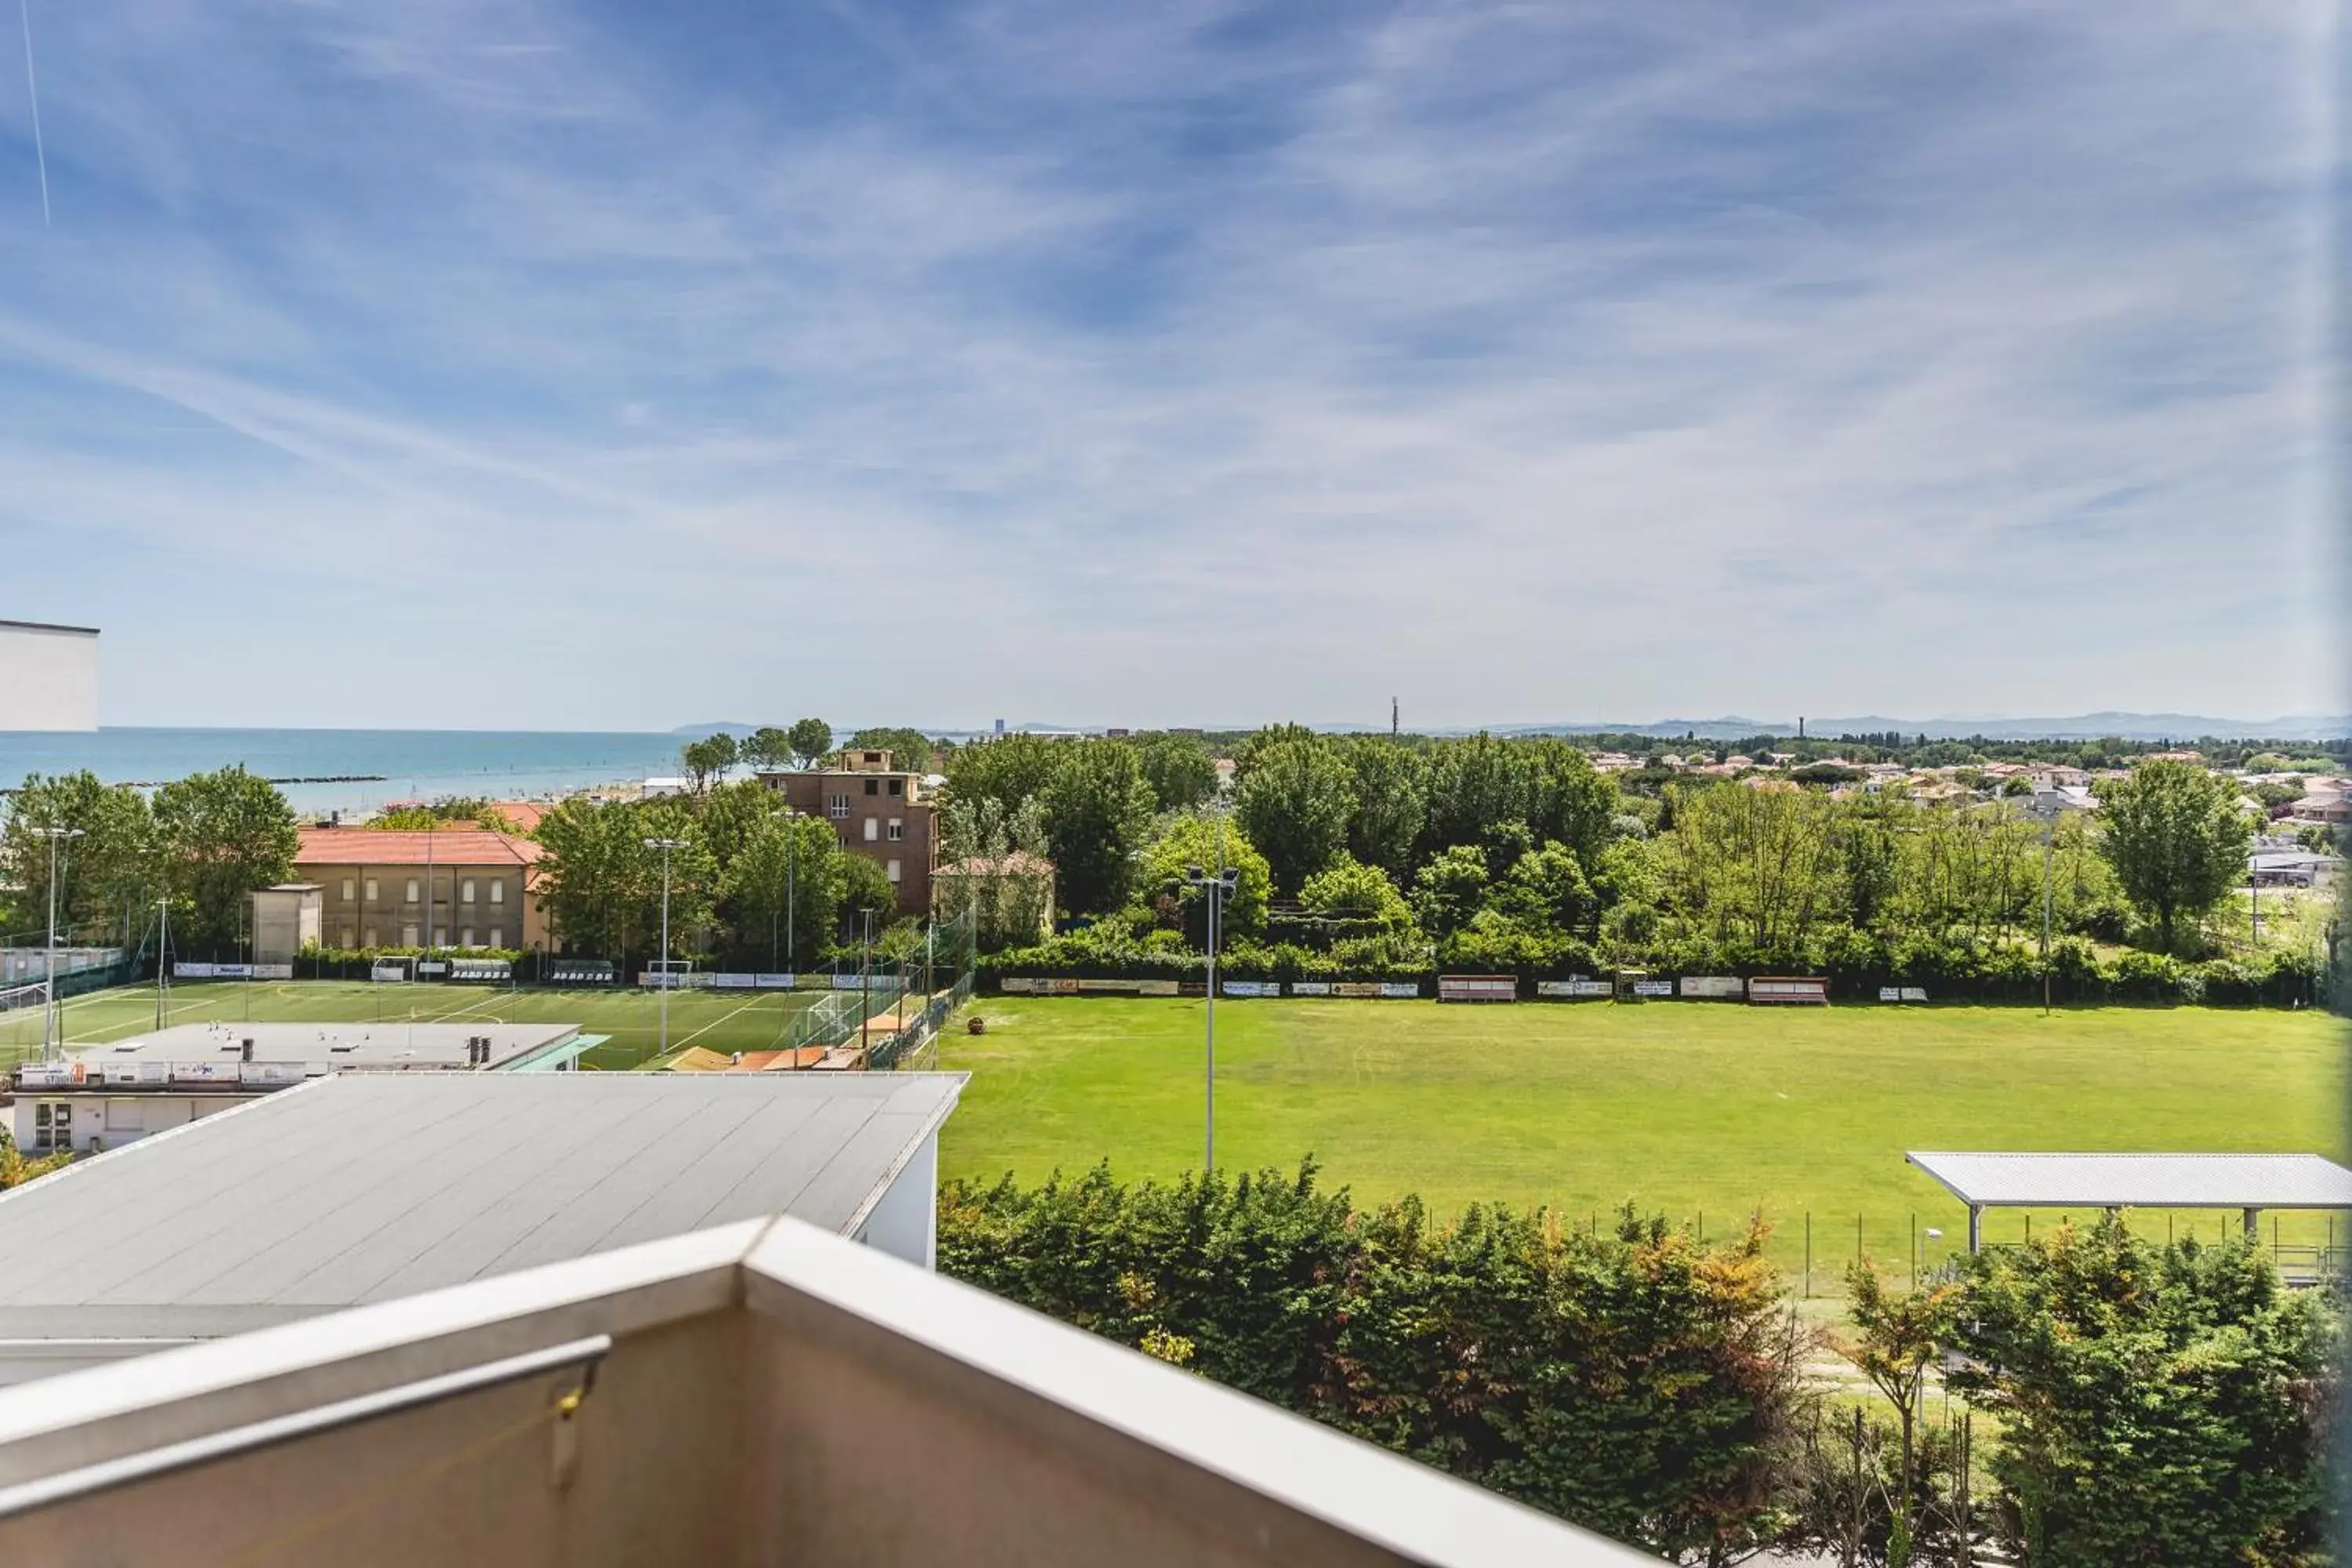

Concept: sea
[[0, 729, 692, 815]]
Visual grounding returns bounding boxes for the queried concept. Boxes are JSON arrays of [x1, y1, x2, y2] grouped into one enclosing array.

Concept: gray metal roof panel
[[1907, 1151, 2352, 1209], [0, 1074, 965, 1329]]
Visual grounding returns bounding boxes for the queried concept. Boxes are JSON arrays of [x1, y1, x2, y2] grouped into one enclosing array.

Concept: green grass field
[[936, 998, 2347, 1286], [1, 981, 829, 1071]]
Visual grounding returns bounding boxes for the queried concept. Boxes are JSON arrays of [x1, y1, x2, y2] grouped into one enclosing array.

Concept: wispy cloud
[[0, 0, 2333, 728]]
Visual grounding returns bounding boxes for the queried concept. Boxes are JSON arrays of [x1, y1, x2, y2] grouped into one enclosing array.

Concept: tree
[[2094, 760, 2252, 953], [943, 733, 1066, 820], [679, 731, 739, 793], [938, 796, 1055, 950], [1039, 740, 1157, 916], [1418, 734, 1532, 865], [836, 853, 898, 938], [151, 767, 299, 951], [1130, 732, 1218, 814], [1134, 813, 1271, 942], [1298, 853, 1411, 929], [1235, 736, 1353, 896], [1842, 1268, 1958, 1568], [742, 726, 795, 772], [1493, 841, 1592, 931], [1521, 739, 1619, 870], [535, 798, 716, 962], [786, 717, 833, 770], [1946, 1215, 2334, 1567], [722, 811, 843, 968], [848, 727, 938, 772], [1337, 736, 1425, 880], [1411, 845, 1491, 938], [692, 779, 786, 871], [1, 771, 155, 942]]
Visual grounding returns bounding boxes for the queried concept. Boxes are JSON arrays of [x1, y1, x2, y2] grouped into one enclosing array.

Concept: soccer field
[[935, 998, 2348, 1284], [0, 981, 830, 1072]]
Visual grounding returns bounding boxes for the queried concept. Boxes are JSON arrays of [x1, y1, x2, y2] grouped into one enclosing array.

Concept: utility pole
[[643, 837, 688, 1059], [858, 909, 874, 1058], [2041, 808, 2056, 1015], [1183, 806, 1240, 1173], [1391, 696, 1398, 738], [785, 815, 796, 977], [154, 898, 171, 1031], [31, 826, 82, 1062]]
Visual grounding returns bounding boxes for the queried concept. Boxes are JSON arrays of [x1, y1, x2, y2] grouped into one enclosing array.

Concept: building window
[[887, 819, 903, 841], [828, 793, 850, 820], [460, 879, 476, 904], [365, 928, 378, 949], [887, 778, 903, 797], [341, 927, 356, 948], [433, 927, 446, 948], [340, 879, 355, 902], [365, 879, 379, 902], [461, 928, 475, 949], [886, 858, 902, 884], [405, 879, 420, 904], [402, 925, 419, 947], [863, 779, 879, 796], [863, 818, 879, 843], [488, 880, 505, 905], [489, 927, 503, 949]]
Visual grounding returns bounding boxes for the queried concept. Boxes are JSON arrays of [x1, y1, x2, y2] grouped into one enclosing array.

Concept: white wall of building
[[9, 1094, 244, 1156], [0, 622, 98, 732], [855, 1133, 941, 1270]]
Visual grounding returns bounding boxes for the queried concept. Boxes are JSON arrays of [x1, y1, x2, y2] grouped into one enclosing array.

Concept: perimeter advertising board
[[1437, 976, 1517, 1003], [1679, 976, 1744, 1000], [1537, 979, 1613, 999]]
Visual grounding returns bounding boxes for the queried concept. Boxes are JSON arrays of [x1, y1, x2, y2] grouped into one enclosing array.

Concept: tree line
[[942, 1164, 2337, 1566], [937, 728, 2281, 993]]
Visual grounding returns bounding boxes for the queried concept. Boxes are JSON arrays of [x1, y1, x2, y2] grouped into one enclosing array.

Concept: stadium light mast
[[1183, 805, 1240, 1173], [29, 825, 83, 1062], [154, 898, 172, 1031], [644, 837, 690, 1058]]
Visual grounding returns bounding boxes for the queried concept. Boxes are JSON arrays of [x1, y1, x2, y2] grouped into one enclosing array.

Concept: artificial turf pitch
[[1, 980, 829, 1072], [935, 996, 2347, 1285]]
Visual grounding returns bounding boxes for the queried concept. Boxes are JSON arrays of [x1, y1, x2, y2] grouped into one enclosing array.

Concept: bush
[[940, 1163, 1806, 1559]]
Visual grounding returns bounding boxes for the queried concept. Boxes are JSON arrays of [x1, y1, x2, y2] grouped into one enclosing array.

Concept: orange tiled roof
[[295, 827, 544, 868]]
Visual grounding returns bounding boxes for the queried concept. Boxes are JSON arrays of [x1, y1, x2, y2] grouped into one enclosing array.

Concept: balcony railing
[[0, 1214, 1649, 1565]]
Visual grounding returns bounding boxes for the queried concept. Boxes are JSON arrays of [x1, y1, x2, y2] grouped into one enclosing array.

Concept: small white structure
[[0, 619, 97, 732]]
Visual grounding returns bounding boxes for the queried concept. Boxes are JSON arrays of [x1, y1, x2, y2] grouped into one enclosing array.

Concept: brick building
[[760, 750, 936, 918], [292, 827, 549, 952]]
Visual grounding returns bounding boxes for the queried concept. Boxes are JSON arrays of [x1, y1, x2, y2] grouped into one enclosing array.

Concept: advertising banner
[[238, 1062, 307, 1086], [1679, 976, 1745, 1000], [416, 961, 448, 978], [1537, 979, 1613, 999], [1631, 980, 1675, 997], [998, 977, 1037, 993], [173, 962, 216, 979], [103, 1061, 172, 1087], [754, 974, 796, 990], [1379, 982, 1420, 999], [1437, 976, 1517, 1003], [1134, 979, 1181, 996], [171, 1061, 239, 1084], [371, 964, 409, 983], [1289, 981, 1332, 996], [1221, 980, 1281, 998], [16, 1062, 85, 1088], [1748, 978, 1830, 1005], [1076, 978, 1144, 994], [713, 973, 757, 989]]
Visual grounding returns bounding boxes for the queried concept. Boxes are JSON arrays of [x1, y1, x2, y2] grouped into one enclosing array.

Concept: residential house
[[760, 750, 937, 919], [292, 827, 548, 952]]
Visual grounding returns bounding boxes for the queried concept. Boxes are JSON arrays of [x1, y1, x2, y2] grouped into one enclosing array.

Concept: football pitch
[[0, 981, 830, 1072], [935, 997, 2348, 1284]]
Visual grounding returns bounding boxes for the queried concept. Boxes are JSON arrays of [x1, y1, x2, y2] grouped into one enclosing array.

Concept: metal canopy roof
[[0, 1072, 966, 1341], [1907, 1151, 2352, 1210]]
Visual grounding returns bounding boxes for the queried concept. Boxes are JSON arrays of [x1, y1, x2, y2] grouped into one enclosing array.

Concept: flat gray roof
[[0, 1073, 966, 1338], [1907, 1151, 2352, 1210], [65, 1021, 575, 1072], [0, 619, 98, 637]]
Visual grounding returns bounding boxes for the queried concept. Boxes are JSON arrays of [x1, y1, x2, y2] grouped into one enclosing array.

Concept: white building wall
[[0, 623, 98, 732], [855, 1132, 940, 1270]]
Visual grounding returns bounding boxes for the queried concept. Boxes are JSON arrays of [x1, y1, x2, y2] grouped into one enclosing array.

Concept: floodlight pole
[[154, 898, 172, 1031], [644, 837, 688, 1058], [32, 826, 82, 1062], [2040, 809, 2055, 1016], [1184, 806, 1237, 1174]]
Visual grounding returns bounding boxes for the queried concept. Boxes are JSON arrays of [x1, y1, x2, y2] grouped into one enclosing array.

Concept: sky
[[0, 0, 2337, 732]]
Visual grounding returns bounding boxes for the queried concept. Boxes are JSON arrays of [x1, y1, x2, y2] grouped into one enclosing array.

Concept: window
[[488, 880, 505, 905], [863, 779, 879, 796], [887, 778, 903, 797], [365, 879, 379, 902], [341, 927, 356, 948], [340, 879, 355, 901], [886, 858, 902, 884], [401, 924, 419, 947], [828, 793, 850, 820], [489, 927, 503, 949], [405, 879, 420, 904], [461, 927, 475, 949], [433, 927, 447, 948], [460, 879, 476, 904], [887, 819, 903, 841], [365, 928, 379, 948], [864, 818, 879, 843]]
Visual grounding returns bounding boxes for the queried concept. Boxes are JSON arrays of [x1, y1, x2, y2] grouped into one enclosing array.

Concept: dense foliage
[[940, 1163, 1806, 1563]]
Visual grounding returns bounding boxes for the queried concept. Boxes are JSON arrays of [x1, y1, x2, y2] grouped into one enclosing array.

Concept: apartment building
[[761, 750, 935, 918], [293, 827, 547, 951]]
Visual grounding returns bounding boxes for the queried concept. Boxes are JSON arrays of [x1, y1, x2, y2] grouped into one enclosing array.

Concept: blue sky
[[0, 1, 2335, 731]]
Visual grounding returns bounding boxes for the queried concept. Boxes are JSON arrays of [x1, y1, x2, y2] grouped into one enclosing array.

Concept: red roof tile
[[296, 827, 544, 868]]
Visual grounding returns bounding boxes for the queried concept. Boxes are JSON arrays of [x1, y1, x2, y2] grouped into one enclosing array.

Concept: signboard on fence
[[1537, 979, 1613, 999], [16, 1062, 85, 1088], [1438, 975, 1517, 1004], [173, 962, 215, 979], [177, 962, 274, 980], [171, 1061, 239, 1085], [370, 962, 409, 983], [449, 960, 511, 983], [640, 971, 717, 989], [238, 1062, 307, 1087], [1679, 976, 1744, 1000], [1221, 980, 1281, 998], [1879, 986, 1929, 1004], [416, 961, 448, 978], [755, 974, 795, 990], [1134, 979, 1180, 996], [1631, 980, 1675, 998], [1749, 977, 1829, 1005], [1290, 982, 1330, 996], [713, 973, 757, 989], [545, 960, 618, 985], [103, 1061, 171, 1087], [999, 977, 1036, 993]]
